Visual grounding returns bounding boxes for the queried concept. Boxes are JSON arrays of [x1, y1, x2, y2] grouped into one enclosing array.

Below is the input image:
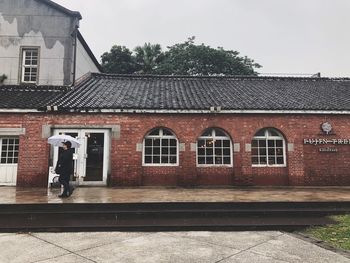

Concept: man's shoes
[[68, 187, 75, 197], [58, 193, 69, 198]]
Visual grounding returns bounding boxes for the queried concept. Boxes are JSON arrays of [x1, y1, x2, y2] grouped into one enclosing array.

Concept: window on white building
[[0, 138, 19, 164], [21, 47, 39, 83], [143, 128, 178, 165], [251, 128, 286, 166], [197, 128, 232, 166]]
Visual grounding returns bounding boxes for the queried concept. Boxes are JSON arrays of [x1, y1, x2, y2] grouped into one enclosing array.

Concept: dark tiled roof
[[2, 74, 350, 112], [49, 73, 350, 112], [0, 85, 69, 109]]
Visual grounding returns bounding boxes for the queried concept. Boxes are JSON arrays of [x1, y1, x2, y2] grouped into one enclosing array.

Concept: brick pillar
[[178, 142, 197, 186], [234, 141, 253, 186], [17, 115, 50, 187], [287, 143, 305, 185]]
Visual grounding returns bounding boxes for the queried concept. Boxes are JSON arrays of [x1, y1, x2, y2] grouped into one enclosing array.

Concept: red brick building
[[2, 1, 348, 188], [1, 73, 350, 187]]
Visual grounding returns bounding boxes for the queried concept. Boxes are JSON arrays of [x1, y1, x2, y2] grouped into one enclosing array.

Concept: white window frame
[[251, 128, 287, 167], [0, 137, 19, 165], [142, 128, 179, 166], [20, 47, 40, 84], [196, 128, 233, 167]]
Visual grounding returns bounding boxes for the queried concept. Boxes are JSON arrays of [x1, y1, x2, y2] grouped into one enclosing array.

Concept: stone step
[[0, 201, 348, 232]]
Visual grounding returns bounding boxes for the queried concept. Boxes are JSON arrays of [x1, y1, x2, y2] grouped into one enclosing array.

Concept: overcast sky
[[55, 0, 350, 77]]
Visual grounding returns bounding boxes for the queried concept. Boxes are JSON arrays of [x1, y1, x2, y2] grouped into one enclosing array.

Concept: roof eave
[[0, 109, 43, 113], [45, 108, 350, 115], [35, 0, 82, 19]]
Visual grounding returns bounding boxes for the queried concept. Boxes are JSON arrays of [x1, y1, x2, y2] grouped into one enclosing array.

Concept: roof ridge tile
[[90, 72, 350, 82]]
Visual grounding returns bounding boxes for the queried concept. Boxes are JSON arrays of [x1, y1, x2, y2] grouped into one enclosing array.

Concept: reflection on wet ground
[[1, 186, 350, 204]]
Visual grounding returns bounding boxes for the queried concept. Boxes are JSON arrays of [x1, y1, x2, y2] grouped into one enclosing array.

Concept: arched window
[[197, 128, 232, 166], [251, 128, 286, 166], [143, 128, 178, 165]]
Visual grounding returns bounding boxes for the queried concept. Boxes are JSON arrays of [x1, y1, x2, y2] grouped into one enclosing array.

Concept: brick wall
[[1, 112, 350, 187]]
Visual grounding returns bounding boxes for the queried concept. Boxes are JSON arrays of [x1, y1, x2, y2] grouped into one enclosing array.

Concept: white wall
[[0, 12, 71, 86], [75, 38, 100, 80], [0, 16, 66, 86], [0, 0, 78, 86], [0, 165, 17, 185]]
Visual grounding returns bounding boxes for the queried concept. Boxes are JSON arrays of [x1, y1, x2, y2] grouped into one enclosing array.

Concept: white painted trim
[[52, 129, 110, 186], [0, 109, 40, 113], [197, 164, 233, 168], [196, 129, 233, 167], [288, 143, 294, 152], [79, 129, 110, 186], [0, 182, 16, 186], [142, 128, 179, 166], [2, 108, 350, 115], [251, 128, 287, 167], [98, 109, 350, 115], [136, 143, 143, 152], [0, 137, 19, 185], [142, 163, 179, 167], [0, 128, 25, 136], [20, 47, 40, 84], [252, 164, 287, 168], [234, 143, 240, 153]]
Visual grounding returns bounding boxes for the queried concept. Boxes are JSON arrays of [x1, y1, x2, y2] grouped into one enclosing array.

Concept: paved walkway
[[0, 231, 349, 263], [1, 186, 350, 204]]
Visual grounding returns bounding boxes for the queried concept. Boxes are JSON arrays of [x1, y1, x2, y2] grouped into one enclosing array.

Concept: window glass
[[162, 129, 173, 136], [223, 157, 231, 164], [143, 128, 178, 165], [202, 130, 212, 137], [0, 137, 19, 164], [251, 128, 285, 166], [197, 128, 232, 166], [214, 140, 222, 147], [21, 48, 39, 83], [170, 139, 177, 146], [149, 129, 159, 136], [170, 156, 177, 164], [145, 139, 152, 147], [269, 130, 279, 136], [255, 130, 265, 136], [268, 140, 275, 147], [276, 140, 283, 147], [259, 140, 266, 147], [214, 129, 226, 137], [277, 157, 284, 164], [223, 140, 230, 147]]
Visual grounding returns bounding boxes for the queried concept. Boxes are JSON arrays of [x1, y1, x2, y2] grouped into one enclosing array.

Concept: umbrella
[[48, 134, 81, 148]]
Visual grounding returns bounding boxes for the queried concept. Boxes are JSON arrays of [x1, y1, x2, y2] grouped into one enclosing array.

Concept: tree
[[134, 43, 164, 74], [100, 37, 261, 75], [0, 74, 7, 84], [155, 37, 261, 75], [101, 45, 137, 74]]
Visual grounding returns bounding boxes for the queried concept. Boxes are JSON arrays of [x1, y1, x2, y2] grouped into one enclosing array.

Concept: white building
[[0, 0, 101, 86]]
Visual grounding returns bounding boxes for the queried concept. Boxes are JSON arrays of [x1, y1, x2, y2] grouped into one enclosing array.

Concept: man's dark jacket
[[55, 149, 74, 177]]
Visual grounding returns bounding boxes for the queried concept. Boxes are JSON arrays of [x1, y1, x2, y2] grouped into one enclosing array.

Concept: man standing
[[55, 141, 74, 198]]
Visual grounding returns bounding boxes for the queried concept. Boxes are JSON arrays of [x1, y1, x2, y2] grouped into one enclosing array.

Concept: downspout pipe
[[71, 17, 80, 86], [72, 25, 78, 86]]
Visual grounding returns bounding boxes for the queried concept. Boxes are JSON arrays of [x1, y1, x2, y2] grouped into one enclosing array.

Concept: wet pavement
[[1, 187, 350, 262], [0, 231, 349, 263], [1, 186, 350, 204]]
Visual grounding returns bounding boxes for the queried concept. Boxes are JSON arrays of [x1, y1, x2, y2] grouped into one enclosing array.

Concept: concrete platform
[[1, 186, 350, 204], [1, 186, 349, 232]]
